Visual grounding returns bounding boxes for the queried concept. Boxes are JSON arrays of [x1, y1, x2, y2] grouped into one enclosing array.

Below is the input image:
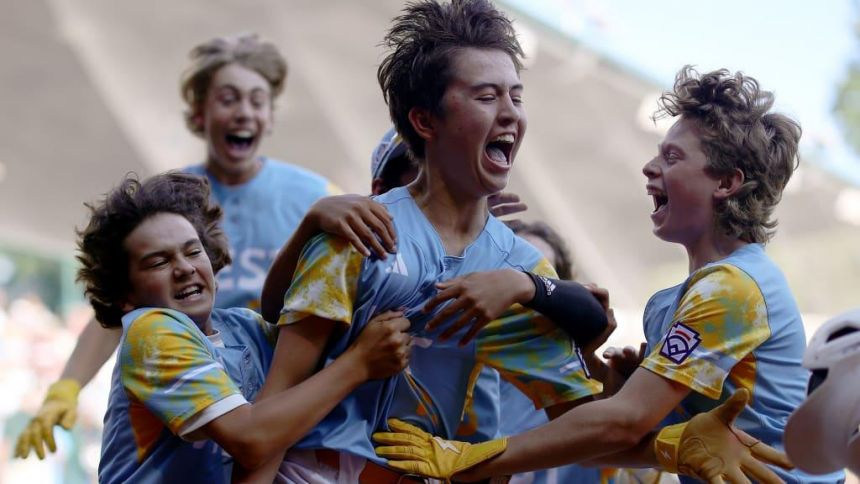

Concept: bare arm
[[220, 312, 409, 477], [458, 368, 689, 479], [60, 317, 121, 384]]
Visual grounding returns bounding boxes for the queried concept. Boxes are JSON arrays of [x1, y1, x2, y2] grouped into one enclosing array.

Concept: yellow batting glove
[[654, 389, 794, 484], [374, 418, 507, 481], [14, 379, 81, 460]]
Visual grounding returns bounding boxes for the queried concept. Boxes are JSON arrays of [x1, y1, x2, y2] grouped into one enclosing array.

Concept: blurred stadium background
[[2, 0, 858, 481]]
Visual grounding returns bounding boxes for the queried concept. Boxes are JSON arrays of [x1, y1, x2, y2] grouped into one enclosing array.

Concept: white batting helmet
[[785, 308, 860, 475]]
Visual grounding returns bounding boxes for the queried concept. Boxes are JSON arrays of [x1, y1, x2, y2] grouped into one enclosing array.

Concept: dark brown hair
[[181, 33, 287, 136], [378, 0, 524, 159], [77, 172, 230, 327], [508, 220, 574, 280], [654, 66, 802, 243]]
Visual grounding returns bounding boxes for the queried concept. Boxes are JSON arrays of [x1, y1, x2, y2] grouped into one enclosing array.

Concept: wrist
[[515, 270, 536, 304], [339, 347, 371, 383], [46, 379, 81, 403], [654, 422, 686, 473]]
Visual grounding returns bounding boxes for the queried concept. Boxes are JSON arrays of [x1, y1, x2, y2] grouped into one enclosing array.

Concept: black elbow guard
[[523, 272, 608, 347]]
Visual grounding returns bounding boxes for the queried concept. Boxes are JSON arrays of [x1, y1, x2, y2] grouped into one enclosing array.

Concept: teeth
[[231, 130, 254, 138], [176, 285, 202, 299], [491, 134, 515, 144]]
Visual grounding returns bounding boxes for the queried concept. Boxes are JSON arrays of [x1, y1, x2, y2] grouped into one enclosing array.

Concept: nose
[[642, 156, 660, 179], [235, 98, 253, 120], [497, 93, 521, 127], [173, 256, 196, 278]]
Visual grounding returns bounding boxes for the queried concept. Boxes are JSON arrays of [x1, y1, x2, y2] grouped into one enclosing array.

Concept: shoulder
[[123, 308, 197, 340], [484, 218, 545, 271], [685, 263, 760, 300], [181, 164, 206, 176], [372, 186, 413, 211]]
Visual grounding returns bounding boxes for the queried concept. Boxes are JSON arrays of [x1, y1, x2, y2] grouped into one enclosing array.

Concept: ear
[[191, 111, 204, 133], [371, 178, 386, 196], [714, 168, 744, 200], [408, 106, 435, 142]]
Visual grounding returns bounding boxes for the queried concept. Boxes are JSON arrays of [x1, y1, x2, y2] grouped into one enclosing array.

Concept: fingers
[[371, 310, 405, 323], [374, 445, 425, 460], [638, 342, 648, 359], [741, 455, 786, 484], [59, 408, 77, 430], [39, 417, 57, 453], [426, 297, 468, 332], [583, 283, 610, 311], [489, 202, 528, 218], [14, 428, 34, 459], [748, 440, 794, 469], [706, 476, 726, 484], [373, 430, 426, 447], [349, 214, 389, 260], [725, 467, 752, 484], [458, 317, 486, 346], [340, 223, 372, 257], [368, 203, 397, 253], [713, 389, 749, 426], [424, 283, 462, 316], [383, 459, 426, 476]]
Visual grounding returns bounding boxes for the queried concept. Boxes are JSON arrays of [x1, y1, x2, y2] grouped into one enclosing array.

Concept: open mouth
[[175, 284, 203, 300], [652, 194, 668, 213], [225, 130, 256, 152], [485, 134, 515, 166]]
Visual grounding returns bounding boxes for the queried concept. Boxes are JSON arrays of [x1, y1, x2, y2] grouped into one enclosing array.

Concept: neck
[[685, 230, 748, 273], [409, 169, 488, 256], [205, 156, 262, 186]]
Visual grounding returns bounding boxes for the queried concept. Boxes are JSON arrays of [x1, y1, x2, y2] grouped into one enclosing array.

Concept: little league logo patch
[[660, 322, 702, 364]]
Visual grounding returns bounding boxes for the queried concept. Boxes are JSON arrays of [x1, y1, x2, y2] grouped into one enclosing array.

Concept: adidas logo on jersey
[[384, 253, 409, 276]]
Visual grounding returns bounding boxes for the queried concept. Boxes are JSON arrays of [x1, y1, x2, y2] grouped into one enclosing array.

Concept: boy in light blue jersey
[[376, 67, 815, 483], [15, 34, 341, 460], [239, 1, 602, 481], [82, 172, 410, 483]]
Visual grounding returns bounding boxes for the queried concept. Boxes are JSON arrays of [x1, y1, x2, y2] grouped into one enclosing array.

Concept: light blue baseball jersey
[[278, 186, 601, 464], [185, 158, 339, 311], [640, 244, 844, 483], [499, 379, 607, 484], [99, 307, 275, 484]]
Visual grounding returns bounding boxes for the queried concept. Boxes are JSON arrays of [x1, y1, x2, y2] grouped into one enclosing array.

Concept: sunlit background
[[2, 0, 859, 481]]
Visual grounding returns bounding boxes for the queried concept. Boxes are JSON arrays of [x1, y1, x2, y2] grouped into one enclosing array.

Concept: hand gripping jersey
[[278, 186, 601, 464], [185, 158, 340, 311], [99, 307, 275, 484], [640, 244, 844, 483]]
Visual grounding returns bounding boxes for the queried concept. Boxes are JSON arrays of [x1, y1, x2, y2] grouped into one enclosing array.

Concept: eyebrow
[[139, 238, 201, 262], [469, 82, 524, 92], [659, 142, 686, 157]]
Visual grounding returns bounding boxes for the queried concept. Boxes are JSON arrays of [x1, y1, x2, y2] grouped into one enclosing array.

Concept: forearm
[[463, 396, 645, 479], [59, 318, 121, 385], [523, 274, 607, 346], [580, 432, 658, 468], [213, 349, 368, 470], [261, 217, 319, 323]]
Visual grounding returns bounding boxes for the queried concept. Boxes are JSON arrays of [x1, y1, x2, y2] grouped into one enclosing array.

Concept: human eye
[[511, 93, 524, 105], [147, 257, 168, 269]]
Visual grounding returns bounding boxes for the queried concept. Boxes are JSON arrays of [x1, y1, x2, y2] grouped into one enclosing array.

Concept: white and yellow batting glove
[[655, 389, 794, 484], [374, 418, 507, 481], [14, 379, 81, 459]]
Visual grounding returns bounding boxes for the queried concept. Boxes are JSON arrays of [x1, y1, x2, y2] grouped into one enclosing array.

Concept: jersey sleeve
[[278, 233, 364, 327], [640, 264, 771, 399], [476, 258, 602, 409], [120, 310, 243, 435]]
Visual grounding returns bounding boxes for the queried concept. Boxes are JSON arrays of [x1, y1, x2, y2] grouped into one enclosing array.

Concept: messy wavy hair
[[654, 66, 802, 243], [77, 172, 231, 327], [181, 33, 287, 136], [378, 0, 524, 160]]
